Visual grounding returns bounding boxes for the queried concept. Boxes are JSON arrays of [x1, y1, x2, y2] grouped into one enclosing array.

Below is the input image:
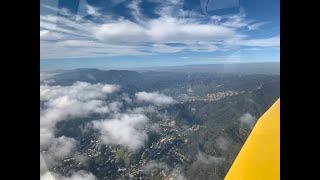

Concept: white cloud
[[102, 84, 120, 93], [92, 17, 237, 44], [196, 152, 225, 165], [135, 91, 176, 106], [40, 136, 77, 172], [122, 93, 133, 104], [93, 113, 149, 151], [40, 82, 119, 102], [40, 172, 56, 180], [248, 22, 268, 31], [143, 161, 169, 173], [239, 113, 256, 128], [40, 82, 119, 120], [41, 171, 97, 180], [86, 5, 99, 16], [47, 136, 77, 159]]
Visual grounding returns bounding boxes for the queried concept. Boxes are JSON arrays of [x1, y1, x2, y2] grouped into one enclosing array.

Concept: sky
[[40, 0, 279, 70]]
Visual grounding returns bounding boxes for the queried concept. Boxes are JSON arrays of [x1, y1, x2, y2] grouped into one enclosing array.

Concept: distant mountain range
[[41, 62, 280, 75], [133, 62, 280, 75]]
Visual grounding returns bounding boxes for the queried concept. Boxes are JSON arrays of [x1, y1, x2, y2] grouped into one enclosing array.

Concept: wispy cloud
[[196, 151, 225, 165], [40, 1, 279, 59]]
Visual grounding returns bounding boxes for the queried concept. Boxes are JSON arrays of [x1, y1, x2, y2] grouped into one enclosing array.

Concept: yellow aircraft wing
[[225, 99, 280, 180]]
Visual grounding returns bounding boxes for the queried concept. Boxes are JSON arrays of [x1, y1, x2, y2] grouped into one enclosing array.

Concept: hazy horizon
[[41, 59, 279, 71]]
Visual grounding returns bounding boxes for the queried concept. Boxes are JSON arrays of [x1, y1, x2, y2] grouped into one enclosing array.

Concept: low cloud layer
[[142, 161, 186, 180], [41, 171, 97, 180], [143, 161, 170, 173], [40, 80, 163, 175], [196, 152, 225, 165], [93, 113, 149, 151], [39, 73, 208, 180], [40, 81, 121, 172], [40, 82, 119, 102], [239, 113, 256, 128], [135, 91, 176, 106], [47, 136, 77, 159]]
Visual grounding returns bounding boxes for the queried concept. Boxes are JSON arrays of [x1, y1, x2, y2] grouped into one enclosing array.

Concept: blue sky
[[40, 0, 279, 70]]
